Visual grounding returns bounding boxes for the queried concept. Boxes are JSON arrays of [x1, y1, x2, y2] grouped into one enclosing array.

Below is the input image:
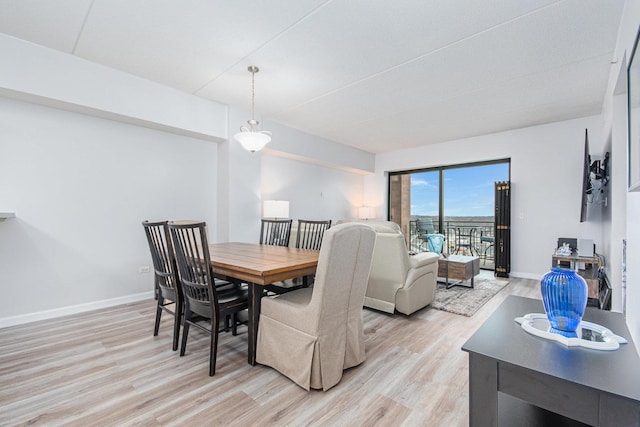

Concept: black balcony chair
[[416, 218, 446, 254], [168, 221, 248, 376], [480, 229, 495, 266], [416, 218, 435, 243], [259, 219, 293, 247], [142, 220, 182, 351]]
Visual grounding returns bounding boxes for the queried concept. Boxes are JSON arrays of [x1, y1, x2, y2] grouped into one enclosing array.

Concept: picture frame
[[628, 26, 640, 191]]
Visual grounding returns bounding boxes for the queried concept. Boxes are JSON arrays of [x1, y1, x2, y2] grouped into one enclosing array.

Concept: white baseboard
[[509, 271, 543, 281], [0, 291, 154, 329]]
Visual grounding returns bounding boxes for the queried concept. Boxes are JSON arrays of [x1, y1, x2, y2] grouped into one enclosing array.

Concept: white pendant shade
[[234, 129, 272, 152], [236, 65, 271, 152]]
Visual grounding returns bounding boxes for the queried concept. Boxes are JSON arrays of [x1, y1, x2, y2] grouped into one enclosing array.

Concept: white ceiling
[[0, 0, 625, 153]]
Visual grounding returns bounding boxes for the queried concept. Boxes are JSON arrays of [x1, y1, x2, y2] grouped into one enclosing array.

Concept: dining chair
[[260, 218, 296, 294], [295, 219, 332, 287], [295, 219, 332, 250], [265, 219, 331, 294], [142, 220, 182, 351], [260, 218, 293, 247], [168, 221, 248, 376], [256, 223, 376, 391]]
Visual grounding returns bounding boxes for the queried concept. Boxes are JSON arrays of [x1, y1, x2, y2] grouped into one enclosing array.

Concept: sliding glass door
[[388, 159, 510, 270]]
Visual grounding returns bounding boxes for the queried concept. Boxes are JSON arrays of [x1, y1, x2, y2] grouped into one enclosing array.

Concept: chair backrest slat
[[142, 220, 178, 290], [260, 219, 293, 247], [296, 219, 332, 250], [169, 222, 218, 311]]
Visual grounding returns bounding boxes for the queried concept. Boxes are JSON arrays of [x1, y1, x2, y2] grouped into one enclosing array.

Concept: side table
[[551, 253, 601, 299], [438, 255, 480, 289], [462, 296, 640, 426]]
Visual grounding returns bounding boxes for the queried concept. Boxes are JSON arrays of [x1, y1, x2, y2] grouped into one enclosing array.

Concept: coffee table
[[437, 254, 480, 289]]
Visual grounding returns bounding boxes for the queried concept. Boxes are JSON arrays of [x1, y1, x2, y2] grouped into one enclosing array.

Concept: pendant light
[[234, 66, 272, 152]]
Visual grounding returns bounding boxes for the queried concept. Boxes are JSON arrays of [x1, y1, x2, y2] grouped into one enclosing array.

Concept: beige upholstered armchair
[[256, 223, 376, 391], [339, 220, 440, 315]]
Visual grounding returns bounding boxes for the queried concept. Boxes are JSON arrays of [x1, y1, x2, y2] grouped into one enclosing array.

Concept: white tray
[[514, 313, 628, 351]]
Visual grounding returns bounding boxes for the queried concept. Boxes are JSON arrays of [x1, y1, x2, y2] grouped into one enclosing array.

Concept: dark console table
[[462, 296, 640, 426]]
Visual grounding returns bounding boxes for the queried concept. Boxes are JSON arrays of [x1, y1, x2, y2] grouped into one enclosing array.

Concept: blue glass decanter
[[540, 267, 588, 337]]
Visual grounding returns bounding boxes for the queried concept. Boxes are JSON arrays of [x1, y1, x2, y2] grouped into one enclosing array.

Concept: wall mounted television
[[580, 129, 590, 222]]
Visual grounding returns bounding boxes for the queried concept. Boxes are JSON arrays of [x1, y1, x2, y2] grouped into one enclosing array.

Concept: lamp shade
[[234, 130, 271, 152], [263, 200, 289, 218], [358, 206, 375, 219]]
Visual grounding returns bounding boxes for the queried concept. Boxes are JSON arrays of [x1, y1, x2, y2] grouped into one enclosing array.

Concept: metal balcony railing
[[409, 219, 495, 270]]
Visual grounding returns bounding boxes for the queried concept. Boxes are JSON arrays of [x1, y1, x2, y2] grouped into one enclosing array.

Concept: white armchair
[[338, 220, 439, 315]]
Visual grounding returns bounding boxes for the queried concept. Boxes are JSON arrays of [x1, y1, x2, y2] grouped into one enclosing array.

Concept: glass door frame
[[387, 158, 510, 230], [387, 158, 510, 262]]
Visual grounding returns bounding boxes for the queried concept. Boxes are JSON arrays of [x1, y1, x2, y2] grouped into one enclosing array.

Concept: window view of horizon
[[411, 163, 509, 220]]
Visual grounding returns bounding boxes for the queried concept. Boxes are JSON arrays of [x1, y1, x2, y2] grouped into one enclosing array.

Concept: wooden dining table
[[208, 242, 320, 365]]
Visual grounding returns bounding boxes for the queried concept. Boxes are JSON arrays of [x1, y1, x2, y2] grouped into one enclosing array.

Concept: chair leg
[[232, 313, 238, 336], [209, 315, 219, 376], [172, 299, 182, 352], [224, 315, 231, 332], [180, 307, 191, 357], [154, 295, 164, 336]]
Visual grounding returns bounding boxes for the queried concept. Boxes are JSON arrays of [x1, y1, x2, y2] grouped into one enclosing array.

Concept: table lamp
[[263, 200, 290, 219]]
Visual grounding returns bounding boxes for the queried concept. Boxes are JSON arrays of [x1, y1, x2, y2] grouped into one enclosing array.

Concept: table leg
[[445, 260, 449, 287], [469, 353, 498, 426], [247, 282, 263, 365]]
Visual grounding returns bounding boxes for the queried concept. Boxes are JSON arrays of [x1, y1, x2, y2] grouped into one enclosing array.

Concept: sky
[[410, 163, 509, 217]]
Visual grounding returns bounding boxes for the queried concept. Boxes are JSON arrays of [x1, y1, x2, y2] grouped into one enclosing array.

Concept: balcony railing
[[409, 219, 495, 270]]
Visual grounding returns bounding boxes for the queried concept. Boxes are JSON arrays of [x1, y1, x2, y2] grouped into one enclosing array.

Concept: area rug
[[432, 278, 509, 317]]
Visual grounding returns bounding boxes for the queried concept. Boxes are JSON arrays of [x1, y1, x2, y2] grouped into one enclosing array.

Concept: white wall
[[368, 116, 605, 280], [216, 107, 264, 244], [261, 154, 365, 225], [611, 0, 640, 351], [0, 98, 219, 324], [603, 93, 628, 313]]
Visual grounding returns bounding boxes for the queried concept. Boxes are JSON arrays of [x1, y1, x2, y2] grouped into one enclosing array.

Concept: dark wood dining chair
[[142, 220, 182, 351], [168, 221, 248, 376], [260, 218, 293, 247], [295, 219, 332, 250]]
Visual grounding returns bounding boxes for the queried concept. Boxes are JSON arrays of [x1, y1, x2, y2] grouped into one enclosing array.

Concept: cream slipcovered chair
[[338, 220, 440, 315], [256, 223, 376, 391]]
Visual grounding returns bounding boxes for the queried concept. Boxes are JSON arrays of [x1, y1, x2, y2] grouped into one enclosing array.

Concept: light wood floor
[[0, 273, 540, 426]]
